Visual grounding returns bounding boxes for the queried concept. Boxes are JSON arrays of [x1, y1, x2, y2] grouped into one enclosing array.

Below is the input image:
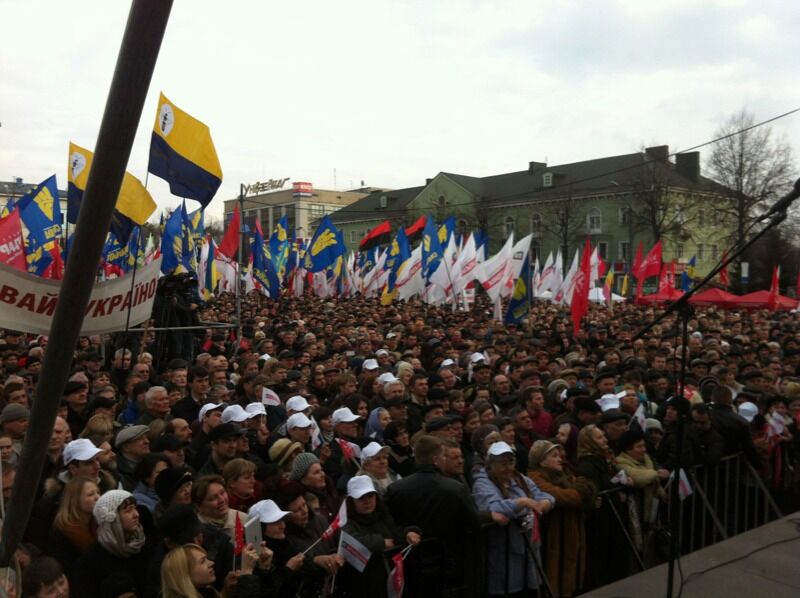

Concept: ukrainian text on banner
[[0, 257, 162, 335]]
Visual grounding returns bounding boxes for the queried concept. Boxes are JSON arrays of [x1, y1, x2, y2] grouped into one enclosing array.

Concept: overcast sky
[[2, 0, 799, 222]]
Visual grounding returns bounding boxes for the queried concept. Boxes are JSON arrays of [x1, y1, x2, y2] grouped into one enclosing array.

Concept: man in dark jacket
[[385, 435, 483, 598], [710, 385, 759, 468]]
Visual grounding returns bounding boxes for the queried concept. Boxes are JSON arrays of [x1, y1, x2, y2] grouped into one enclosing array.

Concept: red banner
[[0, 210, 28, 272]]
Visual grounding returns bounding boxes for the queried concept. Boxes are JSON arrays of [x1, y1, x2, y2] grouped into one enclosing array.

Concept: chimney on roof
[[645, 145, 669, 162], [425, 178, 433, 185], [528, 161, 546, 174], [675, 152, 700, 182]]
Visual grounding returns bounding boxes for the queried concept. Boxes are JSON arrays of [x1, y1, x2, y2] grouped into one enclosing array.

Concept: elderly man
[[115, 425, 151, 490], [136, 386, 171, 425]]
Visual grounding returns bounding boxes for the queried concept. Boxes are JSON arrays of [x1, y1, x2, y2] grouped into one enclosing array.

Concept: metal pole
[[0, 0, 172, 565], [235, 185, 244, 350]]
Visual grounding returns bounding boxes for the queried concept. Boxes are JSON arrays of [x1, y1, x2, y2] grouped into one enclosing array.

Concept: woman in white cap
[[357, 441, 401, 495], [338, 475, 421, 598], [248, 499, 305, 596], [72, 490, 149, 597], [472, 440, 555, 598]]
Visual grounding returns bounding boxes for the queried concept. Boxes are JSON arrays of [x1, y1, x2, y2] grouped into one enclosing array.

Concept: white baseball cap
[[377, 373, 399, 385], [487, 441, 515, 457], [361, 441, 390, 460], [245, 402, 267, 417], [332, 407, 361, 426], [221, 404, 252, 424], [199, 403, 225, 420], [597, 394, 620, 412], [347, 475, 377, 499], [286, 412, 313, 430], [64, 439, 103, 465], [248, 500, 291, 524], [285, 396, 311, 413], [470, 352, 486, 364], [259, 353, 272, 361], [362, 358, 379, 371], [376, 349, 389, 357], [738, 402, 759, 423], [440, 358, 455, 368]]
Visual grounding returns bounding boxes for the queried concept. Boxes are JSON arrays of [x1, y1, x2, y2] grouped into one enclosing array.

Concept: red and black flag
[[405, 215, 427, 244], [359, 220, 391, 251]]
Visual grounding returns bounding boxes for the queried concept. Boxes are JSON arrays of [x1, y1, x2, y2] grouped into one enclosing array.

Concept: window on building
[[698, 209, 705, 227], [557, 209, 566, 226], [618, 207, 630, 225], [543, 173, 553, 187], [310, 204, 325, 219], [598, 242, 608, 260], [438, 195, 446, 207], [530, 213, 542, 236], [697, 243, 705, 261], [530, 241, 541, 263], [350, 230, 356, 243], [677, 244, 684, 259], [711, 244, 719, 261], [711, 211, 719, 226], [457, 219, 468, 237], [587, 208, 602, 233], [620, 241, 630, 262], [505, 217, 515, 237], [379, 195, 387, 208]]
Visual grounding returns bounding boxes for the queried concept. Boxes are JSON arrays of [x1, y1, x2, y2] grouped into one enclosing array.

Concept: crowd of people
[[1, 290, 799, 597]]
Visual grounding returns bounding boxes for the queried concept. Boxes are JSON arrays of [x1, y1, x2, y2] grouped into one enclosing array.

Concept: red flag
[[359, 220, 391, 251], [218, 205, 240, 260], [43, 243, 64, 280], [234, 512, 245, 556], [570, 239, 592, 335], [658, 260, 676, 293], [387, 552, 406, 598], [321, 500, 348, 541], [632, 240, 644, 278], [767, 265, 780, 310], [338, 438, 355, 462], [404, 215, 427, 244], [0, 210, 28, 272], [719, 250, 729, 287], [638, 240, 662, 280]]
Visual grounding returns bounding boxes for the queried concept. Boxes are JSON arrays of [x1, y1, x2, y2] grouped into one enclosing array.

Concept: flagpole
[[234, 184, 244, 351]]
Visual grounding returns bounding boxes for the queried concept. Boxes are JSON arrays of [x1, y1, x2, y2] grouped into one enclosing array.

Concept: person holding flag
[[337, 475, 421, 598]]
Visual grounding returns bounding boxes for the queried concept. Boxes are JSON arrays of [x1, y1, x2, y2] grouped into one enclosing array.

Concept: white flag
[[339, 530, 372, 572]]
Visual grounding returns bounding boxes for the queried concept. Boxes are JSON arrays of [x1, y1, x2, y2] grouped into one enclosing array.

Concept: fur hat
[[288, 452, 320, 481]]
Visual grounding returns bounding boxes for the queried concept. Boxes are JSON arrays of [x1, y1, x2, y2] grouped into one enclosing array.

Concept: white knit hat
[[93, 490, 134, 525]]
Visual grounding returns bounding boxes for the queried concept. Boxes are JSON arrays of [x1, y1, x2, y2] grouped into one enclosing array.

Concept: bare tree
[[538, 193, 585, 259], [706, 109, 796, 289], [623, 148, 691, 243]]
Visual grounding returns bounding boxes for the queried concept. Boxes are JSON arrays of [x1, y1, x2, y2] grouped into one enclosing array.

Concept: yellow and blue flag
[[381, 227, 410, 305], [304, 215, 345, 272], [252, 222, 281, 297], [269, 215, 290, 281], [505, 255, 531, 324], [421, 215, 442, 279], [0, 197, 16, 219], [438, 216, 456, 246], [148, 92, 222, 207], [17, 175, 62, 248], [160, 203, 193, 274], [68, 142, 156, 231]]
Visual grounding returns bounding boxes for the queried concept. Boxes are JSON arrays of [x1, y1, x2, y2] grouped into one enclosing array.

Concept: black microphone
[[760, 178, 800, 220]]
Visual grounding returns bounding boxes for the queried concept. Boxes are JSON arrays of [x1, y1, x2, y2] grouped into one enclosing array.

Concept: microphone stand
[[633, 203, 792, 598]]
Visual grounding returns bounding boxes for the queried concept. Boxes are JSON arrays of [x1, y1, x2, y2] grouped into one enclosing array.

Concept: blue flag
[[160, 204, 191, 274], [438, 216, 456, 246], [17, 175, 62, 248], [681, 256, 696, 291], [304, 215, 345, 272], [421, 215, 442, 279], [252, 223, 281, 297]]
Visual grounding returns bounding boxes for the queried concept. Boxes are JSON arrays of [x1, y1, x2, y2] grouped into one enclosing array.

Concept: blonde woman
[[161, 543, 265, 597], [47, 476, 99, 575]]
